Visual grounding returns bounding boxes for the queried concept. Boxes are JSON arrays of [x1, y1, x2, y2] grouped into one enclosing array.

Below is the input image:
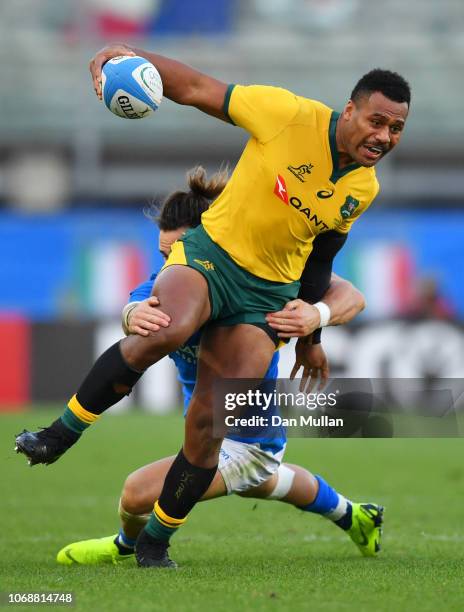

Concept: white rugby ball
[[102, 55, 163, 119]]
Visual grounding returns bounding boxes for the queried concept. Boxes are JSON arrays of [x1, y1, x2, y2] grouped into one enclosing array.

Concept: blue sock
[[114, 529, 136, 555], [299, 475, 352, 530]]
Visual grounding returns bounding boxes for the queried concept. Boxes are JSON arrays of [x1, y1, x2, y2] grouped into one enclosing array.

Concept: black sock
[[144, 448, 218, 543], [158, 448, 218, 518], [47, 418, 81, 445], [75, 341, 143, 415]]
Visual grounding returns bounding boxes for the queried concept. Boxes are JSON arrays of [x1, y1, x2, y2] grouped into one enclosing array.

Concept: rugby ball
[[102, 55, 163, 119]]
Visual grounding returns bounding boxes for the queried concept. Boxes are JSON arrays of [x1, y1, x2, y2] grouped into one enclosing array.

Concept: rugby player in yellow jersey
[[16, 42, 410, 568], [54, 168, 374, 566]]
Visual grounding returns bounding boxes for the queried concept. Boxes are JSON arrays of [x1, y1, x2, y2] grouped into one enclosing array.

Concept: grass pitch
[[2, 408, 464, 611]]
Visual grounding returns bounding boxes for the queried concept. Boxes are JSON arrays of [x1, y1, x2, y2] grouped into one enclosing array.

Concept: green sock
[[60, 407, 89, 435], [144, 501, 186, 542]]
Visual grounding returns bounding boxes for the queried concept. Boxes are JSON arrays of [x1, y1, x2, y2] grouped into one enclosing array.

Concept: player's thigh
[[183, 324, 276, 463], [198, 323, 276, 378], [186, 323, 276, 438], [121, 265, 211, 368]]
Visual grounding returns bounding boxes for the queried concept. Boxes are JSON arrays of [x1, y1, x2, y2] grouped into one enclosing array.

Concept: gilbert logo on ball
[[102, 56, 163, 119]]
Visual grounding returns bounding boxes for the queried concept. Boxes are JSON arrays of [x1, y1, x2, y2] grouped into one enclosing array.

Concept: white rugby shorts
[[218, 437, 285, 494]]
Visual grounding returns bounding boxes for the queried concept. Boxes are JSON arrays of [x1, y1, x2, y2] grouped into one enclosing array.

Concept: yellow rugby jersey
[[201, 84, 380, 283]]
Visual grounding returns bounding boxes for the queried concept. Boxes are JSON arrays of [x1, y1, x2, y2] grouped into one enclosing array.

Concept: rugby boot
[[135, 529, 178, 569], [15, 419, 80, 466], [347, 502, 384, 557], [57, 535, 133, 565]]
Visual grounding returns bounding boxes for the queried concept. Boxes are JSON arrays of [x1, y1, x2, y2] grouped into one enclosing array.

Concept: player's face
[[159, 226, 189, 260], [340, 92, 408, 167]]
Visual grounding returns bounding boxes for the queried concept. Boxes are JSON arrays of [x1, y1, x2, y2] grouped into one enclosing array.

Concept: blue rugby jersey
[[128, 271, 286, 454]]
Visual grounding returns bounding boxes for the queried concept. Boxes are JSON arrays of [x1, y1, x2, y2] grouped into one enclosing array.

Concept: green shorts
[[163, 224, 300, 333]]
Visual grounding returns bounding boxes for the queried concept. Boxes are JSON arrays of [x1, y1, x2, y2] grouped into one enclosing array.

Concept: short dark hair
[[146, 166, 228, 231], [351, 68, 411, 106]]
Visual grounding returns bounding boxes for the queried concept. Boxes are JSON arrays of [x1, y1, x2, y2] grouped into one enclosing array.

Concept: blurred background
[[0, 0, 463, 411]]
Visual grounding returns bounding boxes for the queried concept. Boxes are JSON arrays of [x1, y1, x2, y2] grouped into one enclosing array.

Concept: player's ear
[[342, 100, 355, 121]]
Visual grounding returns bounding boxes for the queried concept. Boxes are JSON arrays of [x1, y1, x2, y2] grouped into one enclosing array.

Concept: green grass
[[2, 408, 464, 611]]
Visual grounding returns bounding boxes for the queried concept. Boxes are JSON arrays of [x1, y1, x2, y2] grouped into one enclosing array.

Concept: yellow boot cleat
[[347, 503, 384, 557], [57, 535, 134, 565]]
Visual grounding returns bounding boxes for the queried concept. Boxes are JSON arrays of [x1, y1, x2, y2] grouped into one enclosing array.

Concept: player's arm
[[322, 273, 366, 326], [266, 231, 358, 338], [89, 43, 228, 121], [299, 230, 348, 304], [122, 278, 170, 337], [280, 273, 365, 392], [266, 275, 364, 339]]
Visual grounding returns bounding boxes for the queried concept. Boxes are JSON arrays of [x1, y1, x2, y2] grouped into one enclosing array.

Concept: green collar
[[329, 111, 361, 183]]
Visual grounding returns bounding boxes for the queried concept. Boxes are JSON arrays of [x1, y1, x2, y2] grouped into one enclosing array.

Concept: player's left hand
[[266, 299, 321, 337], [291, 337, 329, 392], [127, 296, 171, 336]]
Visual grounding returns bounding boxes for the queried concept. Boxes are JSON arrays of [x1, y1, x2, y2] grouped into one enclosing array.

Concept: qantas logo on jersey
[[274, 175, 329, 229], [289, 197, 329, 230], [274, 175, 289, 204]]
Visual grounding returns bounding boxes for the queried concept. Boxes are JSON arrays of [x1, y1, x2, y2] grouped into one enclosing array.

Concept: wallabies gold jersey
[[201, 84, 380, 283]]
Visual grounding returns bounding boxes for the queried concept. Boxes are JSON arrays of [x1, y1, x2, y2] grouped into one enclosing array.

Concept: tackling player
[[55, 167, 380, 565], [16, 45, 410, 568]]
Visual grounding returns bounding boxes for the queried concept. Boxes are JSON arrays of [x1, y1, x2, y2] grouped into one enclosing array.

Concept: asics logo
[[317, 189, 334, 199]]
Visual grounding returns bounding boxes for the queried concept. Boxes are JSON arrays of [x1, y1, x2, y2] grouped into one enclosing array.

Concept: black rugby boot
[[15, 419, 80, 466], [135, 529, 178, 569]]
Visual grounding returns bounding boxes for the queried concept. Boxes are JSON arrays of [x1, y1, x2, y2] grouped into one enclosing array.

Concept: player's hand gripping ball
[[102, 55, 163, 119]]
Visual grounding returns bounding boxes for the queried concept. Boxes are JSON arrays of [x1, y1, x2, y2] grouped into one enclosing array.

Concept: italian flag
[[77, 242, 146, 317], [345, 243, 415, 318]]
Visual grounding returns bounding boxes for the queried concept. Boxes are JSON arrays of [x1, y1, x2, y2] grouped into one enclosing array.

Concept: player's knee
[[121, 472, 150, 515], [266, 465, 296, 500]]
